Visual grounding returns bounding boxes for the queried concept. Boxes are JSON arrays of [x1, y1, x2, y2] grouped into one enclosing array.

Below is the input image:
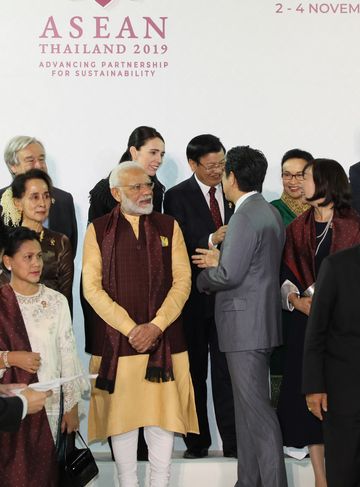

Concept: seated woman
[[88, 126, 165, 222], [0, 227, 87, 487], [0, 168, 73, 311], [277, 158, 360, 487]]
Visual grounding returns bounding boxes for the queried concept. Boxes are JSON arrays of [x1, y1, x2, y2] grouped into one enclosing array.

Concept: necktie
[[209, 186, 223, 229]]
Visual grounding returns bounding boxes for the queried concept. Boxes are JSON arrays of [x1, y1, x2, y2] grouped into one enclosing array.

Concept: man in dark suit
[[0, 136, 77, 255], [195, 146, 287, 487], [0, 383, 50, 432], [349, 162, 360, 216], [163, 134, 237, 459], [303, 245, 360, 487]]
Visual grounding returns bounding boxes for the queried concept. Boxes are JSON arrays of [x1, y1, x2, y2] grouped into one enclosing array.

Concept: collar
[[234, 191, 257, 212], [194, 173, 222, 196]]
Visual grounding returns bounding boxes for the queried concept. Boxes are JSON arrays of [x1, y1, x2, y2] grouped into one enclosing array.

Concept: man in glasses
[[82, 161, 198, 486], [164, 134, 237, 459]]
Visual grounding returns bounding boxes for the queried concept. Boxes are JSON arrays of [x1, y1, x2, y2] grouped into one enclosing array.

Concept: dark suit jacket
[[303, 245, 360, 415], [163, 174, 233, 319], [349, 162, 360, 216], [0, 396, 23, 432], [0, 185, 77, 256]]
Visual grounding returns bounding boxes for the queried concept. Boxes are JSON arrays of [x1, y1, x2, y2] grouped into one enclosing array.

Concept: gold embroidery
[[160, 236, 168, 247], [281, 191, 310, 217]]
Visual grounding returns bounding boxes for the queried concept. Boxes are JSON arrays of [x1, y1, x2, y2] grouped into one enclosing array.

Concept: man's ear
[[229, 171, 236, 186], [188, 159, 198, 173], [110, 187, 122, 203]]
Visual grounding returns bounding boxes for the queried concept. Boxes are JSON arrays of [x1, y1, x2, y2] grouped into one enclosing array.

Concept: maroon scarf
[[283, 207, 360, 290], [96, 208, 174, 393], [0, 284, 58, 487]]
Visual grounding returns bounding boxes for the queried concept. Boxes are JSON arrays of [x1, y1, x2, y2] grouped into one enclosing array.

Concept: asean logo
[[94, 0, 113, 6]]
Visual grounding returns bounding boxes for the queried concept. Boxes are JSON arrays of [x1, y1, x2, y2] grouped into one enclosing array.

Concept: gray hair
[[4, 136, 45, 174], [109, 161, 145, 189]]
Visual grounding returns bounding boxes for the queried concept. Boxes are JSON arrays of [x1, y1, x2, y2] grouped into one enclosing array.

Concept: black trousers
[[323, 411, 360, 487], [183, 314, 236, 452]]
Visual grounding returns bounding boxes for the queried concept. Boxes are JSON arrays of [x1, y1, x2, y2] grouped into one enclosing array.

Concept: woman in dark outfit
[[88, 126, 165, 222], [277, 159, 360, 487]]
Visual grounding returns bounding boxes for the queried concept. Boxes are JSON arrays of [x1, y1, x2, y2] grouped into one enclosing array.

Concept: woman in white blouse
[[0, 226, 87, 487]]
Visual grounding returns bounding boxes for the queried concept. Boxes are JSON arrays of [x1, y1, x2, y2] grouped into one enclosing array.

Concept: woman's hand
[[61, 404, 79, 434], [306, 393, 328, 421], [289, 294, 312, 316], [7, 351, 41, 374]]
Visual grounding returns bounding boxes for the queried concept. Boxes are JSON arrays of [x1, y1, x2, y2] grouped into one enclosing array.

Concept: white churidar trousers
[[111, 426, 174, 487]]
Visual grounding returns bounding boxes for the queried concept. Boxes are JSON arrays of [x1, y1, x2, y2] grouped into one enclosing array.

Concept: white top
[[1, 285, 88, 439]]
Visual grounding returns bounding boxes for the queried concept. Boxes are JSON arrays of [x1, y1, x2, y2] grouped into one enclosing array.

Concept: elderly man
[[0, 136, 77, 255], [82, 161, 198, 487]]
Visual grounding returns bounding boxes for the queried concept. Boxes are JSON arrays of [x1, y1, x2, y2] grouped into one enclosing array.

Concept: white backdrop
[[0, 0, 360, 452]]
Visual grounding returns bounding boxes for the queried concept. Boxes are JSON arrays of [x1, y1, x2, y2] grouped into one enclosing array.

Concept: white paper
[[10, 373, 97, 395]]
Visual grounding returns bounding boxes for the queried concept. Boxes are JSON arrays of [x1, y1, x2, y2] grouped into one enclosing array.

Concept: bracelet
[[2, 351, 10, 368]]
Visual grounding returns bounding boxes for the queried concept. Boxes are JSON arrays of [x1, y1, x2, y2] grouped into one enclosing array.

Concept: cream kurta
[[82, 213, 198, 442]]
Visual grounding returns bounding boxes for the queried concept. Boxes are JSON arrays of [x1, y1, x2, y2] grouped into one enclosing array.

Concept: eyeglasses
[[198, 160, 226, 173], [117, 182, 154, 192], [282, 172, 304, 181]]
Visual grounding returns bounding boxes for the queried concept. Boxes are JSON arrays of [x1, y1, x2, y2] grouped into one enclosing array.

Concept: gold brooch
[[41, 301, 47, 308], [50, 238, 55, 246], [160, 236, 168, 247]]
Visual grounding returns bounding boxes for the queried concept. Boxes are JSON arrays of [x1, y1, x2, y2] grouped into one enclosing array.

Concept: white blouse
[[1, 284, 88, 440]]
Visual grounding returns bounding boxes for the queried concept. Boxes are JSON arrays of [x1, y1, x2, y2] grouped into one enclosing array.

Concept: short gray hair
[[4, 135, 45, 173], [109, 161, 145, 189]]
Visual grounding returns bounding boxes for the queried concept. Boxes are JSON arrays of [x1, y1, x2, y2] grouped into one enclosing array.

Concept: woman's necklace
[[315, 218, 333, 256]]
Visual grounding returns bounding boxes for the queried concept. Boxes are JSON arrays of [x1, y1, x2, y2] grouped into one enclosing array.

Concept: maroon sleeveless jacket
[[84, 209, 187, 392]]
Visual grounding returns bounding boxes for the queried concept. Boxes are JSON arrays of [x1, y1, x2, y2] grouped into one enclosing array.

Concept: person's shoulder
[[89, 177, 110, 195], [43, 227, 70, 244], [327, 244, 360, 267], [349, 161, 360, 174], [165, 176, 194, 195], [41, 284, 67, 305], [0, 186, 9, 197], [270, 198, 282, 207], [151, 211, 175, 224], [52, 186, 74, 202]]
